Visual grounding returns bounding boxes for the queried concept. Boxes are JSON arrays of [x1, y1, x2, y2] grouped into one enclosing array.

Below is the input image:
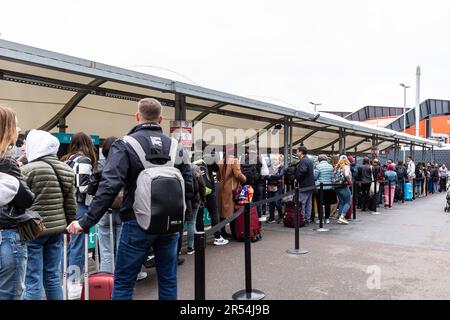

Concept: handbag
[[0, 205, 45, 241]]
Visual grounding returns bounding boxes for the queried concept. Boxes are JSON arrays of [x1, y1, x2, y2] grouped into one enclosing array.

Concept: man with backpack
[[193, 140, 229, 245], [67, 98, 194, 300]]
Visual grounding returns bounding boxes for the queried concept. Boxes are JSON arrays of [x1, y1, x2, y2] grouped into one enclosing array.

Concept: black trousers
[[196, 193, 222, 239], [360, 183, 371, 211]]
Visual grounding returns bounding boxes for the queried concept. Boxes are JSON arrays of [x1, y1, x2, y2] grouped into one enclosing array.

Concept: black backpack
[[240, 163, 260, 187], [284, 163, 298, 187], [192, 159, 214, 196]]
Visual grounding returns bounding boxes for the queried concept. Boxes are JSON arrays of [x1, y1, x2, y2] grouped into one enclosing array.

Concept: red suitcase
[[234, 205, 262, 242], [345, 204, 353, 219], [63, 212, 115, 300], [283, 202, 303, 228]]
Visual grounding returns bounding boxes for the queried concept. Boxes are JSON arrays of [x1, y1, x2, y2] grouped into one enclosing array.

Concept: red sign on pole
[[170, 121, 193, 148]]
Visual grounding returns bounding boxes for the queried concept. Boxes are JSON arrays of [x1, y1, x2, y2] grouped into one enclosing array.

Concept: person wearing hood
[[0, 106, 35, 300], [21, 130, 77, 300]]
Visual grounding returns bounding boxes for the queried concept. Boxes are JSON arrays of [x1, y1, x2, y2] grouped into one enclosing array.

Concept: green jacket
[[22, 155, 77, 237]]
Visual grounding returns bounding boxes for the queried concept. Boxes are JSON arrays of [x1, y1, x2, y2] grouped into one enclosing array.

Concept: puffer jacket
[[314, 160, 333, 190], [22, 130, 77, 237], [23, 155, 77, 237]]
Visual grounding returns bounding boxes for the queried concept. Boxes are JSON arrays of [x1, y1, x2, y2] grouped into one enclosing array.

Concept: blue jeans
[[268, 187, 283, 221], [24, 234, 63, 300], [427, 179, 433, 193], [112, 219, 179, 300], [336, 186, 351, 217], [433, 179, 439, 193], [0, 229, 27, 300], [97, 209, 122, 273], [68, 202, 88, 278], [187, 202, 200, 250], [298, 191, 313, 222], [415, 179, 423, 195]]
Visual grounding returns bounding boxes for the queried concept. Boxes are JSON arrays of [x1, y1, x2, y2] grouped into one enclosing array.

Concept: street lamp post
[[309, 101, 322, 113], [400, 83, 410, 162]]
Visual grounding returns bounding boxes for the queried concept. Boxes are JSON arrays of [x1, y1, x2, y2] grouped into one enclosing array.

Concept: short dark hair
[[297, 146, 308, 155], [138, 98, 162, 122], [363, 157, 370, 165], [102, 136, 117, 159]]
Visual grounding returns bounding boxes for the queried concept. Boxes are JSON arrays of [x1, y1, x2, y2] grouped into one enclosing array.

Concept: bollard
[[352, 182, 358, 221], [413, 178, 416, 200], [84, 233, 89, 300], [314, 183, 329, 232], [287, 187, 309, 255], [388, 180, 392, 208], [232, 203, 265, 300], [194, 232, 206, 300], [425, 176, 428, 197], [371, 179, 380, 215]]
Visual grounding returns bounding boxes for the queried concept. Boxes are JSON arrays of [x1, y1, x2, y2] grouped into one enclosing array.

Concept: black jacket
[[0, 157, 35, 211], [295, 156, 315, 188], [396, 165, 407, 180], [79, 123, 194, 231], [358, 165, 373, 184]]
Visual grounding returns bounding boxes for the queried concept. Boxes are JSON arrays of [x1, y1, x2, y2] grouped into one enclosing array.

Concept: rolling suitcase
[[404, 182, 413, 201], [234, 204, 262, 242], [63, 212, 115, 300], [283, 202, 303, 228]]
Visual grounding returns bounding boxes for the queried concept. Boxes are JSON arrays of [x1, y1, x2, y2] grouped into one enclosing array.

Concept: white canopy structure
[[0, 39, 439, 162]]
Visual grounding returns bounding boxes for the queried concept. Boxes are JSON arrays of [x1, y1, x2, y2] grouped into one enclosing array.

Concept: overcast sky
[[2, 0, 450, 113]]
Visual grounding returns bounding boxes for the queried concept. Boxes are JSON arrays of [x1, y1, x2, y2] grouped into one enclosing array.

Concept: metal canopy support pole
[[175, 93, 187, 121], [410, 143, 414, 161], [338, 128, 344, 154], [393, 140, 398, 163], [283, 117, 289, 168], [422, 145, 426, 162], [57, 118, 67, 133], [289, 117, 293, 161]]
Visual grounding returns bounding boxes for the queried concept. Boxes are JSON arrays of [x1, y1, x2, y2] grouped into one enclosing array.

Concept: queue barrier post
[[194, 232, 206, 300], [232, 202, 265, 300], [287, 186, 309, 255]]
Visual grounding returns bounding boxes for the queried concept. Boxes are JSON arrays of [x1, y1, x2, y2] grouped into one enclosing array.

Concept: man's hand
[[67, 221, 83, 234]]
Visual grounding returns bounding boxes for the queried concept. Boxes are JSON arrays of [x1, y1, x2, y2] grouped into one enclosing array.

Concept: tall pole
[[415, 66, 421, 137], [309, 101, 321, 113], [400, 83, 410, 162]]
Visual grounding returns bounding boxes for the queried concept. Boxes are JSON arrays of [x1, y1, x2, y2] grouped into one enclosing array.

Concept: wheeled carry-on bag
[[283, 201, 303, 228], [234, 204, 262, 242], [404, 182, 413, 201], [63, 211, 115, 300]]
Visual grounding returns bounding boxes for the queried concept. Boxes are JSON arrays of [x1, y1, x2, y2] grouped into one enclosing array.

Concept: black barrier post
[[287, 186, 309, 255], [232, 203, 265, 300], [371, 179, 380, 215], [413, 178, 416, 200], [402, 177, 405, 203], [194, 232, 206, 300], [352, 182, 359, 221], [314, 183, 329, 232], [388, 180, 392, 208], [425, 176, 428, 197]]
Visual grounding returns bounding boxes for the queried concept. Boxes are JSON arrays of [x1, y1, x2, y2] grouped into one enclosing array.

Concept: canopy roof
[[0, 39, 439, 154]]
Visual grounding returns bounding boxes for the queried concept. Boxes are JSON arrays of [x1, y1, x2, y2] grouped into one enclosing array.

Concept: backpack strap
[[123, 136, 179, 168], [123, 136, 152, 169]]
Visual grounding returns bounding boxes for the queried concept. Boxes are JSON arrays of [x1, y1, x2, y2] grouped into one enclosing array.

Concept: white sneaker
[[338, 216, 349, 224], [214, 236, 229, 246], [325, 219, 330, 224], [315, 220, 321, 224], [137, 271, 148, 281], [67, 281, 82, 300]]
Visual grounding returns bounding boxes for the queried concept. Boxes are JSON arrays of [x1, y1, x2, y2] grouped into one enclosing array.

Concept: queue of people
[[1, 99, 448, 301]]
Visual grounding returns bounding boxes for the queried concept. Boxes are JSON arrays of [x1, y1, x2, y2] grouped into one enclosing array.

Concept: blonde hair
[[336, 159, 350, 169], [0, 105, 18, 155]]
